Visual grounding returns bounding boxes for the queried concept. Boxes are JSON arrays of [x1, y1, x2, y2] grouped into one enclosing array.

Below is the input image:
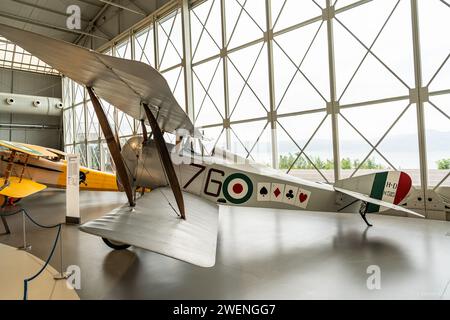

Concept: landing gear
[[102, 237, 131, 250], [359, 201, 373, 227], [0, 195, 17, 235]]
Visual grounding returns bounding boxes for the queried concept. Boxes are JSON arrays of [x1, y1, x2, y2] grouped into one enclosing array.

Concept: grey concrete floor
[[1, 188, 450, 300]]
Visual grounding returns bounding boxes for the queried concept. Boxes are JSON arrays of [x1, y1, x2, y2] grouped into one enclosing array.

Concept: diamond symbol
[[273, 188, 281, 198]]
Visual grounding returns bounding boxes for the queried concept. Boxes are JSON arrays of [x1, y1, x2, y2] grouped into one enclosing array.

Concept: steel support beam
[[0, 11, 107, 40], [13, 0, 89, 22], [74, 3, 111, 45], [98, 0, 146, 16], [220, 0, 231, 150], [411, 0, 429, 212], [86, 87, 135, 207], [325, 0, 341, 182], [265, 0, 278, 169], [181, 0, 195, 121]]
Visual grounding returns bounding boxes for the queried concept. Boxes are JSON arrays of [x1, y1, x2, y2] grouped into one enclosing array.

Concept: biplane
[[0, 24, 424, 268], [0, 140, 119, 234]]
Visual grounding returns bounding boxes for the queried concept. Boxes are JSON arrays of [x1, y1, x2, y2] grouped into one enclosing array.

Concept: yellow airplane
[[0, 140, 119, 207]]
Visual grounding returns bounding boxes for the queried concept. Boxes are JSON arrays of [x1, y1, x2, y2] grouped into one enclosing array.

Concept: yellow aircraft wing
[[0, 177, 47, 198], [45, 147, 66, 158], [0, 140, 49, 158]]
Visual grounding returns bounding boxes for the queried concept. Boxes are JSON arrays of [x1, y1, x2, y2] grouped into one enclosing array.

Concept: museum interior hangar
[[0, 0, 449, 300]]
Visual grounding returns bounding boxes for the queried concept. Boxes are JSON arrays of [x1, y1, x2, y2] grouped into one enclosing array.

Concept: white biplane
[[0, 24, 423, 267]]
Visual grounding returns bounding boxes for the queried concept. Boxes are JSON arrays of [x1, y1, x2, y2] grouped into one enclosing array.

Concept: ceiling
[[0, 0, 171, 50]]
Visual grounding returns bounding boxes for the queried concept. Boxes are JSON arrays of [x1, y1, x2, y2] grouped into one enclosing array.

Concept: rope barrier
[[0, 206, 63, 300]]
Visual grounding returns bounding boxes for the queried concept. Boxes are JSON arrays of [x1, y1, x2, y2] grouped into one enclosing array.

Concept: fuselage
[[121, 137, 360, 214], [0, 152, 119, 192]]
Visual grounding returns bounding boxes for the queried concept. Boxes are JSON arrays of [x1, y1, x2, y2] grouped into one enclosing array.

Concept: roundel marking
[[222, 173, 253, 204]]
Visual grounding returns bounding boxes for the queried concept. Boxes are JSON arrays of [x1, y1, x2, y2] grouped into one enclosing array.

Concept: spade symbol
[[260, 186, 268, 196], [286, 189, 294, 200]]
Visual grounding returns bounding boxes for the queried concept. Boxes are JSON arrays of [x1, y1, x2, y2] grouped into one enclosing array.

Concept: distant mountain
[[274, 130, 450, 154]]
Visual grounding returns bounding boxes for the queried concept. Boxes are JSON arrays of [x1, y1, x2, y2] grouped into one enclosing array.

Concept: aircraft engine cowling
[[121, 136, 169, 190]]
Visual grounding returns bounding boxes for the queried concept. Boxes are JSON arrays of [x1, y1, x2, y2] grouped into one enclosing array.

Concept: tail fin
[[334, 171, 413, 213]]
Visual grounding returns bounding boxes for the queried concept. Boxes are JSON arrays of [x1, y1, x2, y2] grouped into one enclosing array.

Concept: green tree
[[437, 158, 450, 170], [279, 154, 385, 170], [341, 158, 352, 169]]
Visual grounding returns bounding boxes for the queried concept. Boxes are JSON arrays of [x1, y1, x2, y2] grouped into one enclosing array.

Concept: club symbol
[[286, 189, 294, 200]]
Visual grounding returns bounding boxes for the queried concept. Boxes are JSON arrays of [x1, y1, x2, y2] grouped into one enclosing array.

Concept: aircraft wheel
[[102, 238, 131, 250]]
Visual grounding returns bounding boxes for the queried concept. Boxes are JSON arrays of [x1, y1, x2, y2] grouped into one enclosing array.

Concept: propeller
[[87, 87, 135, 207], [143, 103, 186, 220]]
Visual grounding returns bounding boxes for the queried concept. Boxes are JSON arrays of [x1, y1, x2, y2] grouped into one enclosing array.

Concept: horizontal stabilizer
[[334, 171, 413, 213], [80, 188, 219, 267], [335, 187, 424, 218]]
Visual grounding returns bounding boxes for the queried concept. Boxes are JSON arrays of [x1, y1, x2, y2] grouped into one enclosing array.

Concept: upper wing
[[335, 187, 424, 218], [80, 188, 219, 268], [0, 140, 56, 158], [0, 23, 195, 135], [45, 148, 66, 158]]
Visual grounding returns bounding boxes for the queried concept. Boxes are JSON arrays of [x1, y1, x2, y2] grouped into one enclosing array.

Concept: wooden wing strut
[[143, 103, 186, 220], [87, 87, 135, 207]]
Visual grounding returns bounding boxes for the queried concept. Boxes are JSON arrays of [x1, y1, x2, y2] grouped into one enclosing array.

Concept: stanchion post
[[18, 210, 31, 251], [54, 226, 69, 280]]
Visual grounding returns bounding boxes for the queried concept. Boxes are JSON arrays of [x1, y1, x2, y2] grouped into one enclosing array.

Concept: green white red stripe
[[367, 171, 412, 213]]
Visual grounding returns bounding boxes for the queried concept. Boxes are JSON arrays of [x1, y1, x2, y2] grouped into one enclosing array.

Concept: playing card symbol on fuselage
[[299, 193, 308, 203], [257, 182, 271, 201], [260, 186, 268, 196], [273, 188, 281, 198], [286, 190, 294, 199]]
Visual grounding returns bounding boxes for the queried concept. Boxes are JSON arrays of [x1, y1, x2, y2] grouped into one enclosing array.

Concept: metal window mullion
[[350, 103, 411, 178], [411, 0, 428, 203], [192, 59, 224, 121], [433, 171, 450, 191], [221, 0, 231, 150], [153, 18, 160, 70], [340, 113, 398, 170], [275, 21, 324, 111], [83, 87, 88, 167], [429, 89, 450, 97], [265, 0, 278, 169], [227, 44, 268, 117], [326, 0, 341, 181], [181, 0, 195, 120], [429, 101, 450, 121]]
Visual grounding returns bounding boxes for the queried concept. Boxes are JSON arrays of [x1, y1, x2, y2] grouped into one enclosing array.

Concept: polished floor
[[1, 189, 450, 300]]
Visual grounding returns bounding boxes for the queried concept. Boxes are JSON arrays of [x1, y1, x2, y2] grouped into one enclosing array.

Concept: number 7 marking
[[183, 164, 206, 189]]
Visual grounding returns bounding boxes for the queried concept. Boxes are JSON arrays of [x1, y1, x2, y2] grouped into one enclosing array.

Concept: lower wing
[[80, 188, 219, 267], [0, 177, 47, 198]]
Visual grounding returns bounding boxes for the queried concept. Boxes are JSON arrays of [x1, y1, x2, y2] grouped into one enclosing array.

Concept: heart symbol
[[299, 193, 308, 203]]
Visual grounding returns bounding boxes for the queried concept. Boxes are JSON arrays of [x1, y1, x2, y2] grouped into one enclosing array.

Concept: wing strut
[[1, 150, 17, 190], [141, 119, 148, 144], [87, 87, 135, 207], [143, 103, 186, 220]]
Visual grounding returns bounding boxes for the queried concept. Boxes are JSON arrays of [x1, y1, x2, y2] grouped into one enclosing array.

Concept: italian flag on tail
[[366, 171, 412, 213]]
